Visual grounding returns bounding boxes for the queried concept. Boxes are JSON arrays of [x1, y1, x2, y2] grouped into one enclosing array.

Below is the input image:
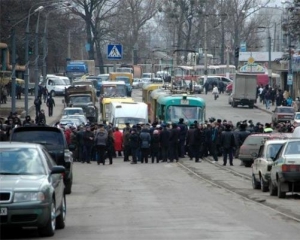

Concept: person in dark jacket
[[123, 123, 131, 162], [220, 124, 236, 166], [234, 122, 250, 158], [186, 124, 196, 160], [34, 96, 42, 117], [139, 127, 151, 163], [36, 109, 46, 125], [178, 118, 187, 158], [94, 124, 108, 165], [151, 130, 160, 163], [193, 123, 205, 162], [82, 126, 94, 163], [160, 124, 170, 162], [106, 129, 114, 164], [46, 95, 55, 117], [129, 129, 140, 164], [169, 123, 179, 162]]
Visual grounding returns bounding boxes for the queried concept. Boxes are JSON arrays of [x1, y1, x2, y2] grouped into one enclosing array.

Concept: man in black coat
[[220, 124, 236, 166], [160, 124, 170, 162], [46, 95, 55, 117], [169, 123, 179, 162], [178, 118, 187, 158]]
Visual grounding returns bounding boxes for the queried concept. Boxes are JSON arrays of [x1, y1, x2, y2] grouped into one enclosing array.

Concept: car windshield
[[11, 131, 64, 146], [0, 148, 45, 175], [63, 109, 84, 115], [53, 78, 67, 86], [116, 77, 130, 84], [115, 117, 145, 126], [62, 78, 70, 85], [102, 86, 126, 96], [266, 144, 283, 159], [69, 96, 91, 103], [278, 108, 294, 113], [284, 141, 300, 155], [166, 106, 203, 123]]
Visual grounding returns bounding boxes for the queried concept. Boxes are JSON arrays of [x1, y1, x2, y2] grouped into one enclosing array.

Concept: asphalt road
[[2, 89, 300, 240]]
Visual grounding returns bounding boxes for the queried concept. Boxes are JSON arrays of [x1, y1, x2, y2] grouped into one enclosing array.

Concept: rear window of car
[[11, 131, 64, 146], [278, 108, 294, 113], [243, 136, 266, 145]]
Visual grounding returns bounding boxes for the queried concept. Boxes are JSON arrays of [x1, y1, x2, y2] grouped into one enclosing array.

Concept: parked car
[[291, 112, 300, 127], [132, 78, 143, 89], [10, 126, 74, 194], [62, 107, 84, 116], [61, 114, 88, 125], [271, 106, 295, 125], [269, 139, 300, 198], [251, 139, 287, 192], [238, 133, 291, 167], [226, 83, 233, 94], [0, 142, 66, 237]]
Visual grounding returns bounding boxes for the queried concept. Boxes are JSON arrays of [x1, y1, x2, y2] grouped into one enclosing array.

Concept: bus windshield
[[166, 106, 203, 123]]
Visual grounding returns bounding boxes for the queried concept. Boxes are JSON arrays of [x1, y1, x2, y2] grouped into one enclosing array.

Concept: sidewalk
[[254, 100, 274, 115], [0, 96, 65, 126]]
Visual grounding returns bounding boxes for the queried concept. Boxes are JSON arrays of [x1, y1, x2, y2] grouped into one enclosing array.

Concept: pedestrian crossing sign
[[107, 44, 123, 60]]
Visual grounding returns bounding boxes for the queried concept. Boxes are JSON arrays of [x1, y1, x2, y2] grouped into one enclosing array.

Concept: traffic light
[[235, 47, 240, 58], [28, 47, 33, 55]]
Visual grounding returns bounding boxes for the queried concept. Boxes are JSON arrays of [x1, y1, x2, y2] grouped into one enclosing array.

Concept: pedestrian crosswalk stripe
[[108, 46, 122, 58]]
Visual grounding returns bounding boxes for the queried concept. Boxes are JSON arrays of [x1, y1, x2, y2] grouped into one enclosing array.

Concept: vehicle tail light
[[282, 164, 300, 172]]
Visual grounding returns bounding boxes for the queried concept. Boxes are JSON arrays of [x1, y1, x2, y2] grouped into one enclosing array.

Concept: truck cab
[[45, 76, 70, 96], [109, 72, 133, 97]]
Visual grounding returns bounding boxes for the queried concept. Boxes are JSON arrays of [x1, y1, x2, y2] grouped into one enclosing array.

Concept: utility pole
[[11, 28, 16, 113], [34, 11, 42, 98], [204, 15, 208, 82], [268, 35, 272, 87]]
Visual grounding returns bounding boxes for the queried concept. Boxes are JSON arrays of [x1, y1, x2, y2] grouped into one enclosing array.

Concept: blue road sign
[[240, 42, 247, 52], [107, 44, 123, 60]]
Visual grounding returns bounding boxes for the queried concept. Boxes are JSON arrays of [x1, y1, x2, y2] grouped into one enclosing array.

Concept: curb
[[254, 105, 272, 115]]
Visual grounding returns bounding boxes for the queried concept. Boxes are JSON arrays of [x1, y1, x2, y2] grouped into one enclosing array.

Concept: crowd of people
[[33, 117, 293, 166]]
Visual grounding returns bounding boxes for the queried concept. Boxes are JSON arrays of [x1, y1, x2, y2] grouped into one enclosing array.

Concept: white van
[[109, 102, 148, 128], [46, 76, 70, 96]]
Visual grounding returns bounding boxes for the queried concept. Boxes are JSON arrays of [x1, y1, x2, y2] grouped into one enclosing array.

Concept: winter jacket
[[129, 132, 139, 149], [186, 128, 195, 146], [220, 130, 235, 149], [113, 130, 123, 151], [160, 128, 170, 147], [151, 134, 160, 152], [140, 129, 151, 149], [94, 129, 108, 146]]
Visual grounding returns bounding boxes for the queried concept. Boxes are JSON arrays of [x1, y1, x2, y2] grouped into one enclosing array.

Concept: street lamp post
[[34, 10, 42, 99], [24, 6, 44, 116], [11, 28, 16, 113]]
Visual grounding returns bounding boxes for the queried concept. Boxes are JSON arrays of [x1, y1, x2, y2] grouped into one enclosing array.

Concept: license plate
[[284, 116, 291, 119], [181, 100, 189, 105], [0, 208, 7, 216]]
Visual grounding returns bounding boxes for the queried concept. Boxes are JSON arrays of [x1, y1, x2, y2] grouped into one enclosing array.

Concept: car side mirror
[[51, 166, 65, 174]]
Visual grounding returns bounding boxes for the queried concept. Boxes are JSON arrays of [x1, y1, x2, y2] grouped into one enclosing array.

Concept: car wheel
[[260, 176, 268, 192], [252, 174, 260, 189], [244, 162, 252, 167], [277, 181, 286, 198], [65, 177, 72, 194], [56, 195, 66, 229], [38, 200, 56, 237], [51, 91, 56, 97], [269, 180, 277, 196]]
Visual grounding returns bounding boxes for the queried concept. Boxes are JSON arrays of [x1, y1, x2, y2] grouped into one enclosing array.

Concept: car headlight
[[14, 192, 45, 202]]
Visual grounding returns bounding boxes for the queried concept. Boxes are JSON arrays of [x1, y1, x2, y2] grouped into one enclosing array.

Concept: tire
[[249, 104, 254, 109], [65, 177, 72, 194], [38, 200, 56, 237], [244, 162, 252, 167], [260, 176, 268, 192], [56, 195, 66, 229], [277, 181, 286, 198], [252, 174, 260, 189], [51, 91, 56, 97], [269, 180, 277, 196]]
